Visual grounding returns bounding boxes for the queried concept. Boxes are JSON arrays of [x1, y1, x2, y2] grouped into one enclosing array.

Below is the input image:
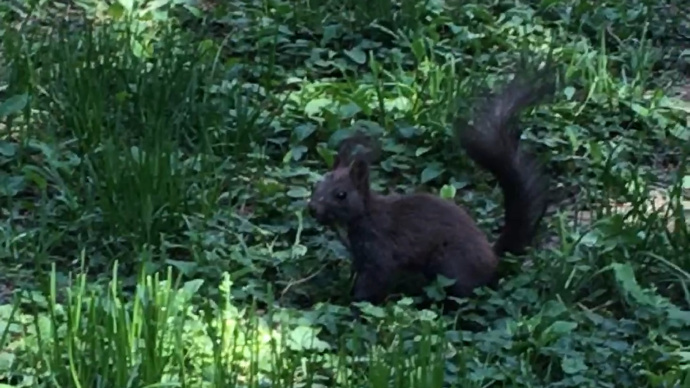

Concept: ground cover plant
[[1, 0, 690, 386]]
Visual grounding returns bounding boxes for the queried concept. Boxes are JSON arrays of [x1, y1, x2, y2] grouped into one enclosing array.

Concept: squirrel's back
[[368, 192, 497, 272]]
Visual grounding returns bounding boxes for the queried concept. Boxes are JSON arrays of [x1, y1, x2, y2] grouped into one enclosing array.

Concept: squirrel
[[307, 63, 556, 311]]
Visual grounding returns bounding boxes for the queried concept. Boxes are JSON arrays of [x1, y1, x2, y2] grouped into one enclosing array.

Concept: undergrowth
[[1, 0, 690, 387]]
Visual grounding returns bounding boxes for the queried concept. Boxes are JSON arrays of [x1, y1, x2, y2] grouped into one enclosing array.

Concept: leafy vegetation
[[1, 0, 690, 386]]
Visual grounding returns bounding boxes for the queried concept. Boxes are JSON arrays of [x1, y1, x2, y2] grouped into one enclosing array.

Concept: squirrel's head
[[308, 131, 378, 226], [308, 157, 371, 226]]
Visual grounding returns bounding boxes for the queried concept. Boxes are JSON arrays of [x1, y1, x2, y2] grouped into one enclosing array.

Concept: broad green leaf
[[304, 98, 332, 116], [540, 300, 568, 318], [397, 125, 418, 138], [287, 186, 310, 198], [563, 86, 575, 100], [294, 124, 317, 142], [630, 102, 649, 117], [671, 125, 690, 140], [0, 175, 26, 196], [545, 320, 577, 335], [108, 3, 126, 18], [322, 25, 338, 44], [118, 0, 134, 12], [0, 141, 18, 157], [256, 178, 284, 195], [0, 94, 28, 118], [561, 355, 587, 374], [182, 279, 205, 295], [166, 260, 198, 276], [415, 146, 432, 157], [291, 145, 307, 161], [610, 262, 656, 306], [288, 325, 331, 352], [421, 163, 443, 183], [182, 3, 202, 17], [357, 303, 386, 318], [344, 47, 367, 64], [339, 102, 362, 118], [439, 184, 456, 199]]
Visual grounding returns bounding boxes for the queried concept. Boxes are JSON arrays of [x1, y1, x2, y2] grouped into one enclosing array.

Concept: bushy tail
[[457, 63, 556, 257]]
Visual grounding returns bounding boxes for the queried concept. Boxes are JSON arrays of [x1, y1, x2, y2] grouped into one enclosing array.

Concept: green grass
[[1, 0, 690, 387]]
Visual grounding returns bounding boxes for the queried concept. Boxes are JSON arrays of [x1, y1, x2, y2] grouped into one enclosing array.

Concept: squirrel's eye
[[334, 191, 347, 200]]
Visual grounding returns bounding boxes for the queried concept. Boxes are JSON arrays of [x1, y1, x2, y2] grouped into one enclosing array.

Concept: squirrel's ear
[[348, 159, 370, 192]]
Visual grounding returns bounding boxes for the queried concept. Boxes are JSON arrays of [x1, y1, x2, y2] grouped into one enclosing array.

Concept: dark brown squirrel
[[307, 65, 556, 308]]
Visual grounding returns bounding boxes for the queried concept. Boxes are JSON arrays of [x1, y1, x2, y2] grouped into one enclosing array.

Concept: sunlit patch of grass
[[0, 261, 455, 387]]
